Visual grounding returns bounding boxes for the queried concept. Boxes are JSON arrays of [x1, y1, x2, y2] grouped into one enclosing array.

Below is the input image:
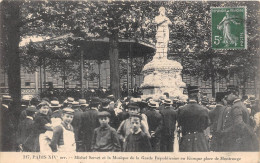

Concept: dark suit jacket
[[79, 108, 99, 151], [145, 109, 163, 137], [178, 101, 210, 152], [178, 101, 209, 134], [17, 117, 35, 151], [160, 106, 177, 137]]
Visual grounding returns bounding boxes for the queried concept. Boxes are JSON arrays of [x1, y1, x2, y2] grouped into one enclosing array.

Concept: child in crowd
[[117, 104, 150, 147], [49, 108, 76, 152], [124, 114, 152, 152], [91, 111, 121, 152], [33, 101, 52, 152]]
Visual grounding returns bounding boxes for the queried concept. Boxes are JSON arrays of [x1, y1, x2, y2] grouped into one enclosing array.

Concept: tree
[[1, 1, 21, 104]]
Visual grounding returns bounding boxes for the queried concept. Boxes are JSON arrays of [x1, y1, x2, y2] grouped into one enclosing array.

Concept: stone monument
[[141, 7, 187, 101]]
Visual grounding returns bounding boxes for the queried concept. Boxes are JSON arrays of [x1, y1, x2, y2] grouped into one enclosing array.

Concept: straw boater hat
[[163, 98, 173, 105], [21, 95, 32, 101], [78, 99, 89, 106], [2, 95, 12, 103], [67, 97, 74, 104], [72, 101, 80, 107], [49, 100, 61, 108], [148, 100, 159, 108], [62, 108, 75, 115]]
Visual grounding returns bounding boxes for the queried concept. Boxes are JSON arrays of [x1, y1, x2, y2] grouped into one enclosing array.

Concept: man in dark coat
[[159, 99, 177, 152], [79, 98, 100, 151], [178, 86, 210, 152], [70, 101, 83, 152], [208, 92, 228, 151], [16, 106, 38, 151], [217, 85, 258, 151], [145, 100, 162, 152], [0, 95, 16, 151]]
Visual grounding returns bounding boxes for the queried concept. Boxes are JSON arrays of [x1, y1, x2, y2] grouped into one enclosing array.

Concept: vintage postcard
[[0, 0, 259, 163]]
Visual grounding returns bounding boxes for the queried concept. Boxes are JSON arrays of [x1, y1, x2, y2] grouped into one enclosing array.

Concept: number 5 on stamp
[[211, 7, 247, 50]]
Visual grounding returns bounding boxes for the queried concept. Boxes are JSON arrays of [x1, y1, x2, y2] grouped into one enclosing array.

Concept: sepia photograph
[[0, 0, 259, 162]]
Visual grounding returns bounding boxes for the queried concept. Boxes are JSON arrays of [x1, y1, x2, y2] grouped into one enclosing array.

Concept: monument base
[[140, 58, 188, 101]]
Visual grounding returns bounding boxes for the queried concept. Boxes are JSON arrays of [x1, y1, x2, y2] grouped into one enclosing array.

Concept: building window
[[25, 82, 31, 87], [0, 83, 5, 87]]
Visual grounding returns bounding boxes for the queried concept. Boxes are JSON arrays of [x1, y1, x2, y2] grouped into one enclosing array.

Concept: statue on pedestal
[[154, 7, 172, 60], [141, 6, 187, 101]]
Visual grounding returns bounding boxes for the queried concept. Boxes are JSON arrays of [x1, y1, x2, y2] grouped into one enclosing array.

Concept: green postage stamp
[[211, 7, 247, 50]]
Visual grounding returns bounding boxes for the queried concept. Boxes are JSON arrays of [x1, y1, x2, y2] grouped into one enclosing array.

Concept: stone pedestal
[[141, 58, 187, 101]]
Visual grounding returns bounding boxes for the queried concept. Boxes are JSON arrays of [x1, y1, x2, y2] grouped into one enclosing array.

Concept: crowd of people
[[0, 85, 259, 152]]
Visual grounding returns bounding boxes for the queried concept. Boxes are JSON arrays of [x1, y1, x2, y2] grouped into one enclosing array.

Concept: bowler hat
[[226, 85, 239, 94], [101, 99, 111, 107], [216, 92, 228, 102], [187, 86, 199, 94], [26, 106, 37, 112]]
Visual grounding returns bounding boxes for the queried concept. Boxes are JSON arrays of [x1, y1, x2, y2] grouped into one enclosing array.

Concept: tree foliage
[[1, 1, 259, 101]]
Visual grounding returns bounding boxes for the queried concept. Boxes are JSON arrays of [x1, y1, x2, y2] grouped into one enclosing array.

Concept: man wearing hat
[[91, 111, 121, 152], [145, 100, 162, 152], [18, 95, 31, 123], [159, 98, 177, 152], [178, 86, 210, 152], [208, 92, 228, 151], [71, 101, 83, 152], [16, 106, 38, 151], [78, 99, 89, 112], [216, 85, 258, 151], [1, 95, 16, 151], [50, 100, 62, 119], [157, 97, 165, 112], [64, 97, 74, 108], [78, 97, 101, 151]]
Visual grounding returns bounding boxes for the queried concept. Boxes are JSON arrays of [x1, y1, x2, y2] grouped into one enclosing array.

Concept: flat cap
[[130, 113, 142, 120], [98, 111, 111, 118]]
